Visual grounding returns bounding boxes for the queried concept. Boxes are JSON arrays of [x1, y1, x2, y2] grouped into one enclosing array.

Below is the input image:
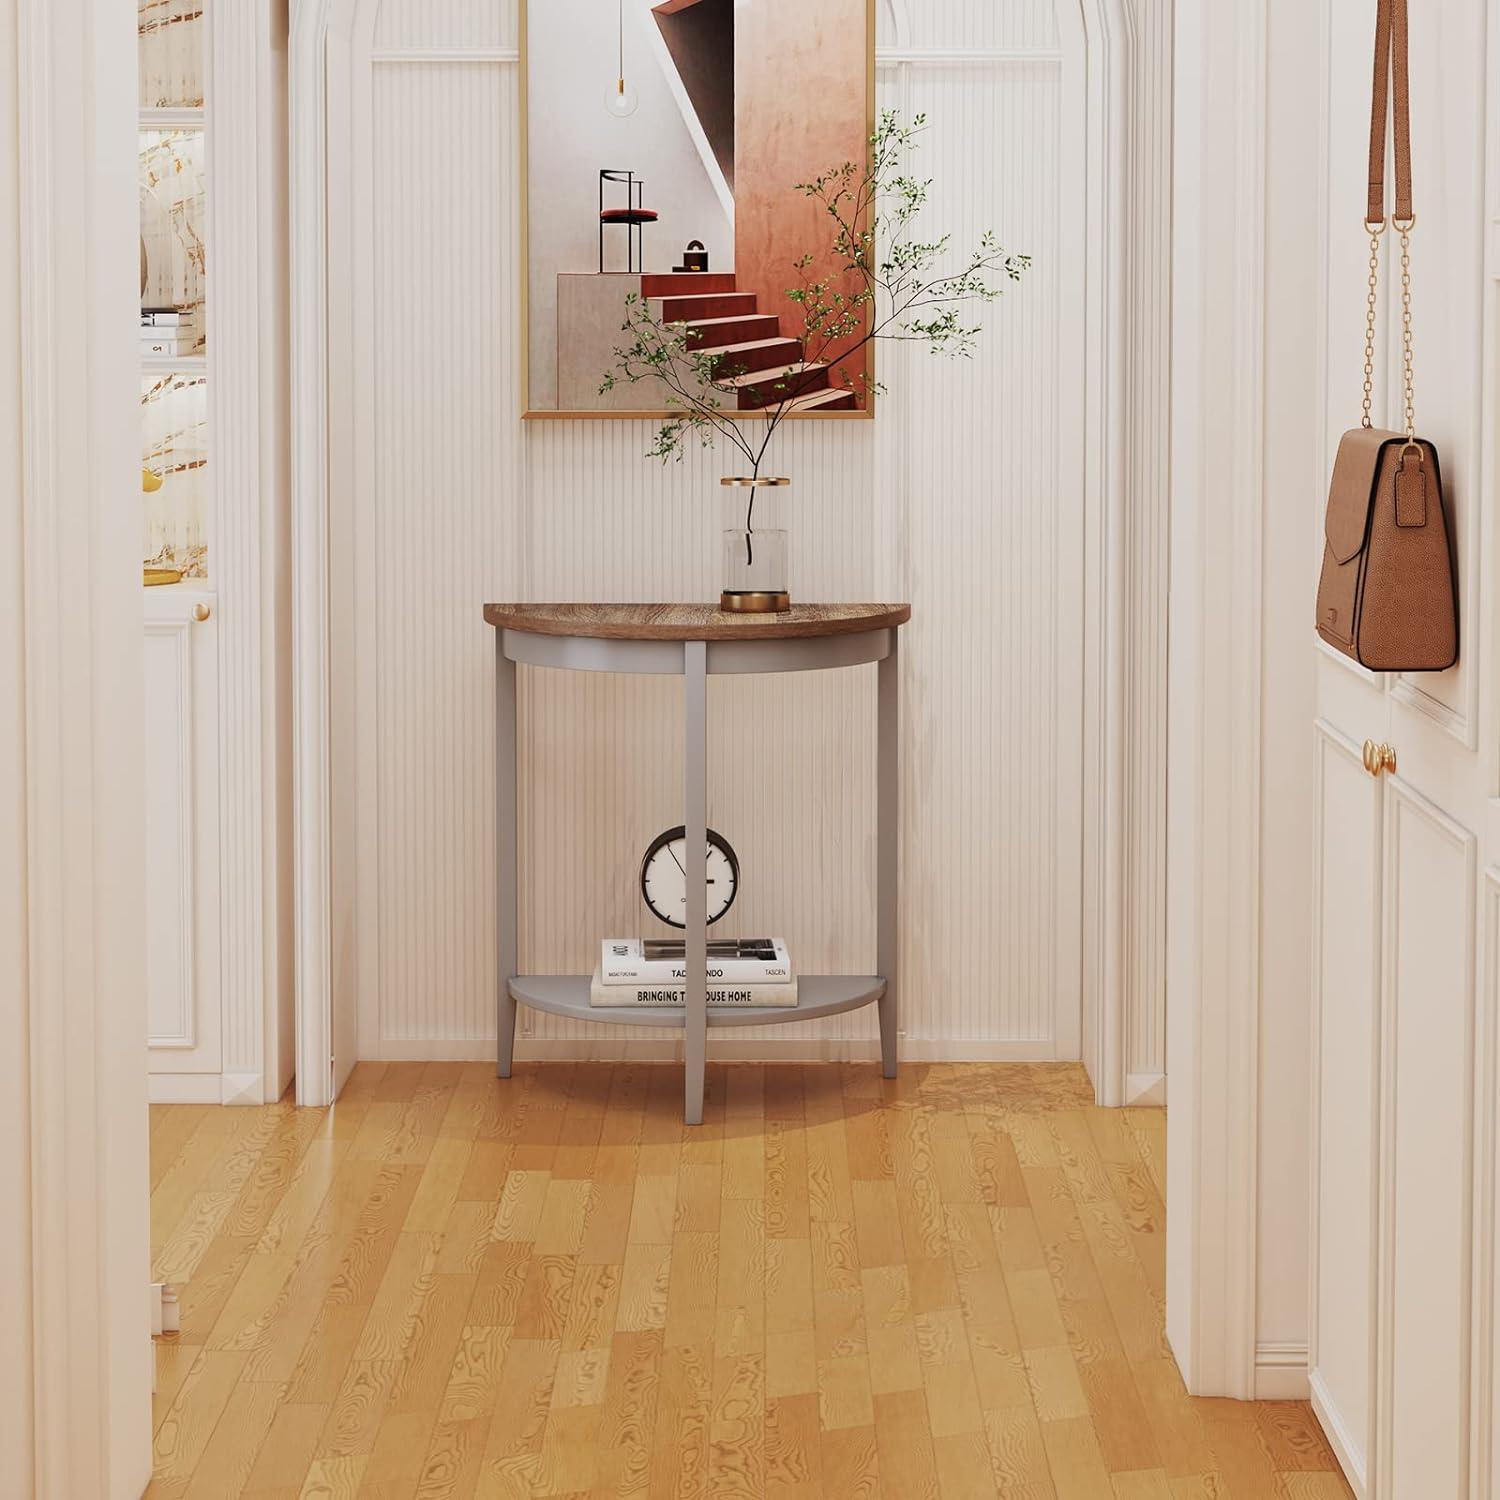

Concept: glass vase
[[720, 477, 790, 613]]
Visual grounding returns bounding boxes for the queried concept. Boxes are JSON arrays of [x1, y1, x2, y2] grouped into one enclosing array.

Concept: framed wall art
[[522, 0, 876, 418]]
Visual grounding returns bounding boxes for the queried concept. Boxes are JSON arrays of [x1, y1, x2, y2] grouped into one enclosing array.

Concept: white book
[[142, 335, 202, 357], [600, 936, 793, 985], [589, 967, 799, 1009], [141, 309, 200, 328]]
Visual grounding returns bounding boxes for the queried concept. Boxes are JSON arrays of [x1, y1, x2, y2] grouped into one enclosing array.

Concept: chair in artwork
[[598, 169, 658, 273]]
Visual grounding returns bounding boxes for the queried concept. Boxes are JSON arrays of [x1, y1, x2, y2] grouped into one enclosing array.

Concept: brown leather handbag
[[1316, 0, 1457, 671]]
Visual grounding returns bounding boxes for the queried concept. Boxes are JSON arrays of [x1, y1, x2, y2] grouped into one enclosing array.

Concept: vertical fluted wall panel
[[897, 59, 1067, 1046], [369, 58, 521, 1044], [350, 0, 1089, 1056], [902, 0, 1058, 50], [1124, 0, 1172, 1084], [372, 0, 510, 50], [209, 0, 280, 1097]]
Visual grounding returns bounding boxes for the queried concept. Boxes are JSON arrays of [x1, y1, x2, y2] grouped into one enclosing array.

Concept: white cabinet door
[[1376, 778, 1477, 1499], [144, 591, 221, 1086], [1309, 720, 1384, 1492]]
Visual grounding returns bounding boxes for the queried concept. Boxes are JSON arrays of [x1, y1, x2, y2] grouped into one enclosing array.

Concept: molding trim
[[219, 1070, 269, 1106], [1074, 0, 1131, 1108], [1255, 1342, 1311, 1401], [147, 1074, 228, 1106], [1072, 0, 1173, 1110], [1164, 0, 1268, 1398], [290, 0, 336, 1106], [1311, 1368, 1369, 1499], [1125, 1070, 1165, 1106], [1475, 866, 1500, 1496]]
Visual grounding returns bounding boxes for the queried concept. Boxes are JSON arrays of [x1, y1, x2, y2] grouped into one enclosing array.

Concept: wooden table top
[[483, 602, 911, 641]]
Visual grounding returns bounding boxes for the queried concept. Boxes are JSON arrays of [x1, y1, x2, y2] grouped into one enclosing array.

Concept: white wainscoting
[[1308, 719, 1384, 1493], [300, 0, 1168, 1068], [144, 608, 224, 1082], [1375, 781, 1477, 1499]]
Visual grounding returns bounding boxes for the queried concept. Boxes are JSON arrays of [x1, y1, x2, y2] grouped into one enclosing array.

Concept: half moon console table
[[484, 602, 911, 1124]]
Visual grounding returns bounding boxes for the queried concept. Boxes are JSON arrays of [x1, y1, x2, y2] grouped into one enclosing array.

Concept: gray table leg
[[683, 640, 708, 1125], [496, 637, 519, 1077], [877, 631, 900, 1078]]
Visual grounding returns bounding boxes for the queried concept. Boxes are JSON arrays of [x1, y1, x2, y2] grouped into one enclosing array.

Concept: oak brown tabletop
[[483, 602, 911, 641]]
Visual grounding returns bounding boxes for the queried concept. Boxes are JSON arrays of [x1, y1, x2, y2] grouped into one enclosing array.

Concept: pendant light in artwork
[[605, 0, 639, 117]]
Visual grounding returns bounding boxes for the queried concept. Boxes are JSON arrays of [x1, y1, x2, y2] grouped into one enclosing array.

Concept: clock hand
[[668, 845, 686, 877]]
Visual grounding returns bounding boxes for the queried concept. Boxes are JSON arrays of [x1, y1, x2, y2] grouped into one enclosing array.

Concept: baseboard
[[1253, 1342, 1310, 1400], [1308, 1367, 1367, 1497], [147, 1071, 267, 1105], [219, 1071, 266, 1106], [365, 1036, 1069, 1064], [148, 1073, 227, 1104], [1125, 1070, 1167, 1105]]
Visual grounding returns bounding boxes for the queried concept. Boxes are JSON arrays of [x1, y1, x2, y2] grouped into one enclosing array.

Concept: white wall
[[321, 0, 1103, 1064], [525, 0, 734, 407], [2, 0, 152, 1489], [1166, 0, 1323, 1400]]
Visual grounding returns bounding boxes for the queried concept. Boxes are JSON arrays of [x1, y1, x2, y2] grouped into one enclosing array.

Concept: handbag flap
[[1326, 426, 1398, 564]]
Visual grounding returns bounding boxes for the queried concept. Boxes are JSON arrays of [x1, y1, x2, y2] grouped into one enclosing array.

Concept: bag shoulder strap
[[1367, 0, 1414, 226]]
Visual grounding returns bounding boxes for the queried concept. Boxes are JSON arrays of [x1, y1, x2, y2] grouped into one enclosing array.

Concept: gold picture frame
[[520, 0, 877, 421]]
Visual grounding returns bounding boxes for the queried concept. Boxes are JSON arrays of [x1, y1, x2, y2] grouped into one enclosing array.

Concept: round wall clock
[[640, 826, 739, 929]]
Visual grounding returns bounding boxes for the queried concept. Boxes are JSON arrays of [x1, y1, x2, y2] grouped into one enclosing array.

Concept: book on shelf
[[600, 936, 792, 986], [142, 335, 203, 358], [141, 307, 200, 328], [589, 966, 799, 1009]]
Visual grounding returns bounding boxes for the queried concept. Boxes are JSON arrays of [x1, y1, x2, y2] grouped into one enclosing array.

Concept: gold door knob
[[192, 602, 211, 622], [1362, 739, 1396, 777]]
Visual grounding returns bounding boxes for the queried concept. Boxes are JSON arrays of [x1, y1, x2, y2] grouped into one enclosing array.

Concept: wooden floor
[[148, 1061, 1351, 1499]]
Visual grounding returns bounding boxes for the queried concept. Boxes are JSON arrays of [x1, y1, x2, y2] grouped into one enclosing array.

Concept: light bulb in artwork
[[605, 76, 638, 118]]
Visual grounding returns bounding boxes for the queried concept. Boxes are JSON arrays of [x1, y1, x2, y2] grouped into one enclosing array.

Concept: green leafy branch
[[600, 110, 1032, 492]]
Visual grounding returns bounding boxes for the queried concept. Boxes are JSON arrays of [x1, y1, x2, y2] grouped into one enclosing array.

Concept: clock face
[[640, 826, 739, 929]]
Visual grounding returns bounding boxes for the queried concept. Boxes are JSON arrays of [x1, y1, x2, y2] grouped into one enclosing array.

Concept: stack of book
[[590, 937, 798, 1009], [142, 307, 202, 358]]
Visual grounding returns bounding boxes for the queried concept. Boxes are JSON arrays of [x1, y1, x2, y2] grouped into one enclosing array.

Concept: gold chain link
[[1361, 223, 1382, 429], [1398, 224, 1416, 440], [1360, 217, 1418, 436]]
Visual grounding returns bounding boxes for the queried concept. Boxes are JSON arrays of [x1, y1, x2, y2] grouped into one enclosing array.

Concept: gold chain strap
[[1361, 222, 1383, 428], [1359, 215, 1418, 438], [1398, 221, 1416, 439]]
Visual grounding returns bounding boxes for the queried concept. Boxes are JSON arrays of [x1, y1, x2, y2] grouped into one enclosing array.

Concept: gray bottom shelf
[[509, 973, 885, 1028]]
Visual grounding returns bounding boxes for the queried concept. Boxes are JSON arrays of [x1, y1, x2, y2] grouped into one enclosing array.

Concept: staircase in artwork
[[640, 273, 859, 412]]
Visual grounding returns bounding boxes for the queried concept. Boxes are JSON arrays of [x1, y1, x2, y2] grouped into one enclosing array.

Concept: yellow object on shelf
[[142, 467, 163, 493], [143, 566, 183, 587]]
